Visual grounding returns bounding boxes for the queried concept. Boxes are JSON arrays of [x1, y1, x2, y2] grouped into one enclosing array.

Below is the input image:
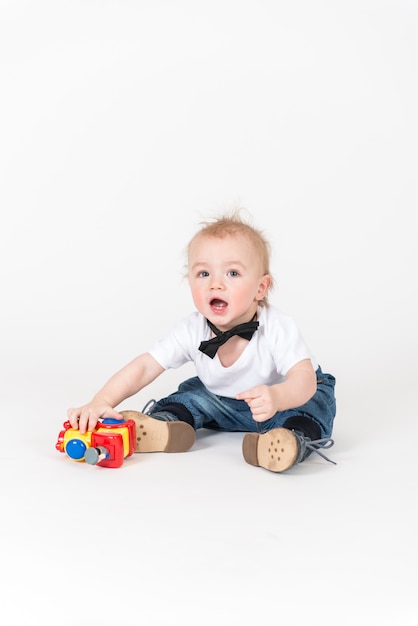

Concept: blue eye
[[198, 271, 209, 278], [228, 270, 239, 277]]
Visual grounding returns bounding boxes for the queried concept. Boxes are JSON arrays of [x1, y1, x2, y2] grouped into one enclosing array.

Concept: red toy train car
[[56, 418, 136, 468]]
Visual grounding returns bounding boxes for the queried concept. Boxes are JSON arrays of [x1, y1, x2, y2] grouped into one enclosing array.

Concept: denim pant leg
[[258, 367, 337, 438], [149, 367, 336, 437], [149, 377, 257, 432]]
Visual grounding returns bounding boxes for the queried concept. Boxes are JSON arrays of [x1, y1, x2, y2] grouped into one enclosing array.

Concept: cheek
[[239, 282, 258, 299], [231, 286, 253, 307], [190, 283, 205, 305]]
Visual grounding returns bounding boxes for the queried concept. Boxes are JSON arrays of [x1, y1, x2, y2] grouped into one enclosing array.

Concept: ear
[[256, 274, 272, 301]]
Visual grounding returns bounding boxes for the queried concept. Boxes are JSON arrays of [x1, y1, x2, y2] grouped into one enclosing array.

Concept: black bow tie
[[199, 317, 259, 359]]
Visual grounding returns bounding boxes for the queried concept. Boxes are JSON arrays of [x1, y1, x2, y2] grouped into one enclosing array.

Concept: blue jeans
[[149, 366, 336, 439]]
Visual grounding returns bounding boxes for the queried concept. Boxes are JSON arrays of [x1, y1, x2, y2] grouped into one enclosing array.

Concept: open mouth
[[210, 298, 228, 312]]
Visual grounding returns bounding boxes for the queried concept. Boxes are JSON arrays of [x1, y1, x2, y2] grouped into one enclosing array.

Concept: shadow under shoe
[[242, 427, 335, 473], [120, 410, 196, 453]]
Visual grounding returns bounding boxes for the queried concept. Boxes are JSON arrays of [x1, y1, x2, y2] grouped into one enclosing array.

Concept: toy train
[[56, 418, 136, 468]]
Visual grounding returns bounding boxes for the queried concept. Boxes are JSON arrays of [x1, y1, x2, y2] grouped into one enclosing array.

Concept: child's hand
[[67, 404, 124, 434], [236, 385, 279, 422]]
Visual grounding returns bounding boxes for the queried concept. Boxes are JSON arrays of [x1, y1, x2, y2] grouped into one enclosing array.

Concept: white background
[[1, 1, 417, 625]]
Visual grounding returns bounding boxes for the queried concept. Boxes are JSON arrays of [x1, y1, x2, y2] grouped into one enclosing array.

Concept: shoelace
[[302, 437, 336, 465], [142, 399, 156, 414]]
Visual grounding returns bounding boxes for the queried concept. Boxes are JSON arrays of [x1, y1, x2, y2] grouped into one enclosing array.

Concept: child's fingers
[[105, 409, 124, 420], [236, 389, 256, 401]]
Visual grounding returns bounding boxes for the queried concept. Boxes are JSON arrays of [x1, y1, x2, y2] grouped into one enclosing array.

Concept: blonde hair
[[186, 209, 274, 303]]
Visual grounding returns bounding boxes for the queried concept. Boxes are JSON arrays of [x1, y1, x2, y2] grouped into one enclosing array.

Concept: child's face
[[188, 233, 271, 329]]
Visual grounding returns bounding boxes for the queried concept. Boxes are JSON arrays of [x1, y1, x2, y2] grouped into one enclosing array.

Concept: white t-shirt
[[149, 305, 318, 398]]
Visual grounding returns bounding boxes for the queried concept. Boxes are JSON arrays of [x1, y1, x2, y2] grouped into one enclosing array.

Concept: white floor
[[1, 378, 416, 626]]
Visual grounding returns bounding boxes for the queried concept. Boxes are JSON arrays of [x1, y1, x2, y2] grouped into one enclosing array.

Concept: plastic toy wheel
[[65, 439, 87, 461]]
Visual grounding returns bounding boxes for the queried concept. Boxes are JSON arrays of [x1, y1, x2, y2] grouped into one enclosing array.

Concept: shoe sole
[[120, 410, 195, 453], [242, 428, 299, 472]]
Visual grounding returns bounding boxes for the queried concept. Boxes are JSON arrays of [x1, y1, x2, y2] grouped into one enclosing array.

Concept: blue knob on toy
[[102, 418, 126, 425], [65, 439, 87, 460]]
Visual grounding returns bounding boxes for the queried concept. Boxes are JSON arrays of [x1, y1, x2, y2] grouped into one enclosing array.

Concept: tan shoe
[[242, 428, 299, 472], [242, 427, 335, 473], [120, 410, 195, 453]]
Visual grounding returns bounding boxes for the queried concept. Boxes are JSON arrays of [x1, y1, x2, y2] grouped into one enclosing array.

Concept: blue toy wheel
[[65, 439, 87, 460]]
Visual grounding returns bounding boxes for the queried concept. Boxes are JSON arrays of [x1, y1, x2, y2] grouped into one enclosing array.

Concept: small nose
[[209, 275, 224, 290]]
